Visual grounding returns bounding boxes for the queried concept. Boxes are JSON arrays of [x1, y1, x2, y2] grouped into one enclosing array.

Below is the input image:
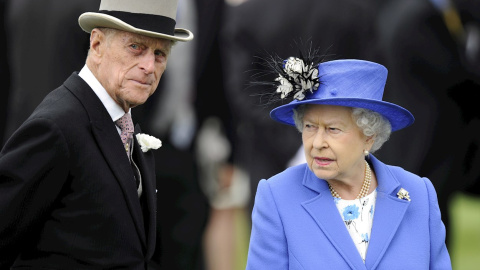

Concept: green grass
[[234, 209, 250, 270], [450, 192, 480, 270]]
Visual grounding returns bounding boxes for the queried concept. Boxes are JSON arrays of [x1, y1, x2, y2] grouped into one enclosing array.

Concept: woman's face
[[302, 104, 373, 183]]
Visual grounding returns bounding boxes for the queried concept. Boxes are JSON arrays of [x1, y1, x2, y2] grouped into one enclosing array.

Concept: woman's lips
[[314, 157, 334, 166]]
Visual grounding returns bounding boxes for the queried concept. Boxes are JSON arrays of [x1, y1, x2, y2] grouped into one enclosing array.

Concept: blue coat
[[246, 155, 451, 270]]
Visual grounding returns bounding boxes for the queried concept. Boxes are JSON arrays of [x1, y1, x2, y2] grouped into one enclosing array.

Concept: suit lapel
[[365, 156, 410, 269], [64, 74, 147, 250], [302, 170, 367, 270], [132, 125, 157, 258]]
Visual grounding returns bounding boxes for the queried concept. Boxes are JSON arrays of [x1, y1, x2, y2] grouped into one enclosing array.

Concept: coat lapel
[[132, 125, 157, 258], [64, 74, 147, 250], [302, 170, 367, 270], [301, 156, 412, 270], [364, 156, 411, 269]]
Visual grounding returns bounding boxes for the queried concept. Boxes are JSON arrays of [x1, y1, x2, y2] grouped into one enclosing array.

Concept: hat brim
[[270, 98, 415, 132], [78, 12, 193, 42]]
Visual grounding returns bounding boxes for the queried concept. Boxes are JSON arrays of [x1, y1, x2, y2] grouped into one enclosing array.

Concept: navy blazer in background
[[0, 73, 156, 269], [246, 155, 451, 270]]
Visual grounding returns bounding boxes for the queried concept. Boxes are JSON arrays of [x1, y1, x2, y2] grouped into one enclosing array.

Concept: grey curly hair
[[292, 105, 391, 153]]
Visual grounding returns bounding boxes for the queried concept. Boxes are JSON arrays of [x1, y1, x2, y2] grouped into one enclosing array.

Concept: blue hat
[[270, 59, 414, 131]]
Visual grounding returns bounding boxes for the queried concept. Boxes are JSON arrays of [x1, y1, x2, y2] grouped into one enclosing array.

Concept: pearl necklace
[[328, 161, 372, 200]]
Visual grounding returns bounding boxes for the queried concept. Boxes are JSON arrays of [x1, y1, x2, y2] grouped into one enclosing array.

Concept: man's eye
[[154, 50, 165, 57], [130, 44, 140, 50]]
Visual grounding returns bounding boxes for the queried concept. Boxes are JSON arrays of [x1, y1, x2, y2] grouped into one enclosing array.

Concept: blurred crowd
[[1, 0, 479, 269]]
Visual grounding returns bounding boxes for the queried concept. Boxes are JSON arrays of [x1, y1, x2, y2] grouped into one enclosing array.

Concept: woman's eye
[[304, 124, 315, 130], [328, 127, 341, 133]]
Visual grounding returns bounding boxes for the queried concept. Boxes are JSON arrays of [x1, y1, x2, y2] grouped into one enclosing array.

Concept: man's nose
[[139, 52, 156, 74]]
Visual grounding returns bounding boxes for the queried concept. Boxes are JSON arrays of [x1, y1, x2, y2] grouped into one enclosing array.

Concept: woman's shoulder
[[256, 163, 315, 205], [384, 163, 421, 180], [267, 163, 309, 182], [258, 163, 310, 192], [376, 159, 435, 195]]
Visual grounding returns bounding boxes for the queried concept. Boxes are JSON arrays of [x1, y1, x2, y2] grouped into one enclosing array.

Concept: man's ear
[[89, 28, 105, 58]]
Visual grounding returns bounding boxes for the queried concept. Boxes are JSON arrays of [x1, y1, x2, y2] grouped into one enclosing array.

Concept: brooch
[[397, 188, 411, 201]]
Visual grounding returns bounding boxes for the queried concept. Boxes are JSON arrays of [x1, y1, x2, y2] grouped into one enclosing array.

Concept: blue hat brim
[[270, 98, 414, 132]]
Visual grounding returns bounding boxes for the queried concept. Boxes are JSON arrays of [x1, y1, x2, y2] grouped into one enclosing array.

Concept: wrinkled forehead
[[110, 29, 173, 51], [303, 104, 355, 123], [303, 104, 353, 115]]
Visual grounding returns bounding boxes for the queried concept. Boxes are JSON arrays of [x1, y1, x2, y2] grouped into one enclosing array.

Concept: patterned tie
[[115, 113, 134, 159], [115, 113, 141, 192]]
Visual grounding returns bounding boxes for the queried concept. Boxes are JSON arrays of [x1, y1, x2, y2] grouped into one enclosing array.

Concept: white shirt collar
[[78, 65, 130, 122]]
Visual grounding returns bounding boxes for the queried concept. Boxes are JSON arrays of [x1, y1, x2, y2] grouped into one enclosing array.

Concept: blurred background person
[[372, 0, 480, 248], [0, 0, 10, 144], [194, 0, 250, 269], [2, 0, 100, 142]]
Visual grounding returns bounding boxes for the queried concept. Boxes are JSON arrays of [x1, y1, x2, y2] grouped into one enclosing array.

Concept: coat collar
[[301, 155, 411, 269], [63, 73, 156, 254]]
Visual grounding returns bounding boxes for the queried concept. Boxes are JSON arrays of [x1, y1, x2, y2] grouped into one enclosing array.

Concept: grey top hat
[[78, 0, 193, 42]]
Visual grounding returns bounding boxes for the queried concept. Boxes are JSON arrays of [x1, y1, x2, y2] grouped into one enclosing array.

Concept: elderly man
[[0, 0, 192, 268]]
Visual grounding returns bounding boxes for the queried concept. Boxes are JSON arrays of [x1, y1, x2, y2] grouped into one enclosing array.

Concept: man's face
[[92, 29, 172, 112]]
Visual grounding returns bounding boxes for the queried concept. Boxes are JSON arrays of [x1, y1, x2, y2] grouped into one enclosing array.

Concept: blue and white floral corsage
[[136, 133, 162, 152]]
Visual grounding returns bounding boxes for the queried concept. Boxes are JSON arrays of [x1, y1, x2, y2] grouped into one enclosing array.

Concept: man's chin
[[127, 91, 152, 104], [128, 100, 147, 109]]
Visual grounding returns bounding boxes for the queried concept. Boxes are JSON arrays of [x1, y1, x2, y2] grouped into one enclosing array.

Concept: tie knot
[[115, 113, 134, 133]]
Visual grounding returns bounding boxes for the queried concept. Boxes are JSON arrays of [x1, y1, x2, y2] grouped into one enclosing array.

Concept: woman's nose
[[312, 130, 328, 149]]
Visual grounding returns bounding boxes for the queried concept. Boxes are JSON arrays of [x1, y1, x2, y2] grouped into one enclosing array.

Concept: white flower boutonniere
[[136, 133, 162, 152]]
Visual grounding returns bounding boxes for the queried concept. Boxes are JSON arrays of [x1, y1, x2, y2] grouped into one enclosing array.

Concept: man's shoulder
[[33, 87, 82, 119], [15, 75, 96, 139], [32, 73, 95, 119]]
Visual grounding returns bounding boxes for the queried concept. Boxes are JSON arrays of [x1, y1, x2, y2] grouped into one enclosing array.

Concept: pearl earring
[[364, 150, 369, 156]]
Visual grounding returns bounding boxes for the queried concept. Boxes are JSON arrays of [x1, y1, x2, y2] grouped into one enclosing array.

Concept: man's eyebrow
[[130, 35, 171, 53]]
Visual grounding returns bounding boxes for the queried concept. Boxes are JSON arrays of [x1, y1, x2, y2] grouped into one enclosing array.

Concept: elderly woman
[[245, 58, 451, 269]]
